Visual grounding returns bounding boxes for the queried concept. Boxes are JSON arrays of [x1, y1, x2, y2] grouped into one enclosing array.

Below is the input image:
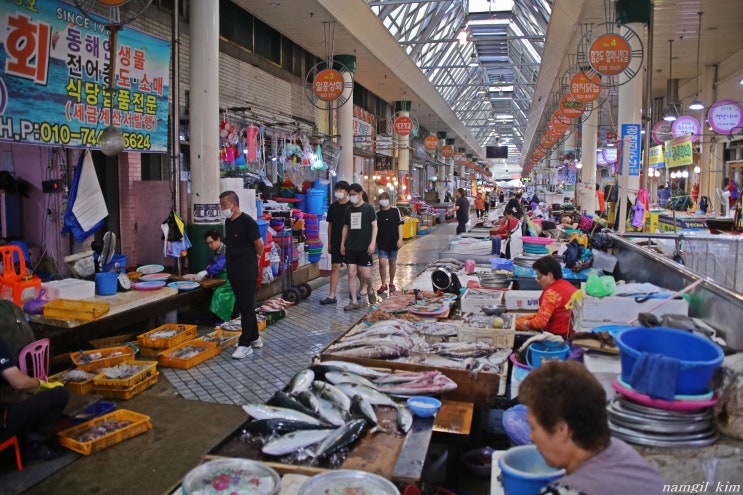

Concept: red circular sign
[[313, 69, 344, 101], [589, 34, 631, 76], [441, 145, 453, 157], [569, 72, 602, 102], [393, 116, 413, 136], [424, 135, 439, 150]]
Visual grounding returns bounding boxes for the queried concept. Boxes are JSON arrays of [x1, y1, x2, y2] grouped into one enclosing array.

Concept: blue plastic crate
[[71, 401, 117, 425]]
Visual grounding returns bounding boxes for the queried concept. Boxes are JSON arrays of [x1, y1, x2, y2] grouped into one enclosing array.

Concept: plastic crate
[[197, 329, 241, 349], [43, 299, 110, 320], [71, 401, 117, 425], [256, 309, 285, 326], [58, 409, 152, 455], [89, 334, 136, 349], [49, 369, 98, 395], [457, 326, 515, 349], [137, 324, 197, 350], [157, 341, 221, 369], [92, 371, 160, 400], [70, 346, 137, 372], [93, 361, 158, 389]]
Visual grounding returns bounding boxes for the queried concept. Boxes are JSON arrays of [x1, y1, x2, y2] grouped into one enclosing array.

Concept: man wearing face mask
[[319, 181, 351, 305], [340, 183, 378, 310], [375, 191, 403, 295], [219, 190, 265, 359]]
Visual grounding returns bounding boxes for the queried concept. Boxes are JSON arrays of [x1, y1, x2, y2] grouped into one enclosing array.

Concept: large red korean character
[[5, 14, 51, 85]]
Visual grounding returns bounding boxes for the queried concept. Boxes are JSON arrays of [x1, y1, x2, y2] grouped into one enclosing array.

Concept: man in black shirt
[[454, 188, 470, 234], [219, 190, 265, 359], [375, 191, 404, 294], [319, 181, 350, 305], [341, 183, 378, 310]]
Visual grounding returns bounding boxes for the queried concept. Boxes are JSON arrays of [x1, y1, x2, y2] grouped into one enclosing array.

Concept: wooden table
[[433, 400, 474, 436]]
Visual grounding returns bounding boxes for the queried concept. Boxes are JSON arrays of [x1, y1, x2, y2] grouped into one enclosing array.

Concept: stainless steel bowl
[[482, 304, 506, 316]]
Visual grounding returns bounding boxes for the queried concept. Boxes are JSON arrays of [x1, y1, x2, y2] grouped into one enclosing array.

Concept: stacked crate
[[137, 324, 198, 357]]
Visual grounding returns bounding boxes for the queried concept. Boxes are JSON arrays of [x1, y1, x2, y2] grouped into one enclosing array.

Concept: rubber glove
[[196, 270, 208, 281], [36, 380, 65, 394]]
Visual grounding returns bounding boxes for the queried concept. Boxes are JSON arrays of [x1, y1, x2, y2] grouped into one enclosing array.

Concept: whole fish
[[350, 394, 388, 434], [328, 345, 409, 360], [309, 419, 367, 463], [377, 374, 458, 395], [267, 391, 319, 419], [312, 380, 351, 411], [396, 406, 413, 433], [334, 382, 398, 408], [262, 428, 336, 456], [295, 390, 321, 415], [374, 370, 440, 385], [285, 369, 314, 394], [243, 419, 330, 435], [325, 371, 379, 390], [316, 396, 349, 427], [242, 403, 324, 425]]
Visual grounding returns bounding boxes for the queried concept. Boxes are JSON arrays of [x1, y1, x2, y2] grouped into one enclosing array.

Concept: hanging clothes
[[161, 211, 192, 257]]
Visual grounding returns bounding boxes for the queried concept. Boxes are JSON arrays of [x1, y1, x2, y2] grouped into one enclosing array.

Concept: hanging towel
[[61, 150, 108, 242], [629, 352, 680, 401]]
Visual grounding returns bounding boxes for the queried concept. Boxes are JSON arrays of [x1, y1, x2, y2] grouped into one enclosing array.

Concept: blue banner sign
[[620, 124, 641, 176]]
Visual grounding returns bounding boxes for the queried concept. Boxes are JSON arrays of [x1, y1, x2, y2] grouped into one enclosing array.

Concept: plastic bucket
[[257, 220, 269, 244], [498, 445, 565, 495], [307, 189, 324, 215], [101, 254, 127, 273], [294, 193, 307, 212], [526, 342, 570, 368], [95, 272, 118, 296], [308, 253, 322, 263], [614, 326, 724, 395], [490, 257, 513, 271]]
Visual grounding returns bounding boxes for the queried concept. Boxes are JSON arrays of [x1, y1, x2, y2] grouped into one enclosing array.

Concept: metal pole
[[642, 5, 654, 191], [171, 0, 181, 215]]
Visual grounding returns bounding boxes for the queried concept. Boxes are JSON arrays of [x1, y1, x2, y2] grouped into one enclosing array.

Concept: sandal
[[389, 284, 397, 293], [376, 285, 388, 295]]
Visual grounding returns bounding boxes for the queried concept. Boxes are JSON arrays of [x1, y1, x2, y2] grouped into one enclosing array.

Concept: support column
[[395, 100, 410, 202], [580, 112, 598, 214], [701, 64, 718, 211], [335, 55, 356, 184], [188, 0, 220, 271]]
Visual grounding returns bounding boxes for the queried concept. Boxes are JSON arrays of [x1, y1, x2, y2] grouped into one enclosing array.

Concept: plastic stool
[[19, 338, 50, 381], [0, 245, 41, 306], [0, 436, 23, 470]]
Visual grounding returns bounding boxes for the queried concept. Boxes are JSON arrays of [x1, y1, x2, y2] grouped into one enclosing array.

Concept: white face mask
[[349, 194, 360, 204], [379, 199, 390, 207], [222, 208, 233, 219], [335, 191, 346, 200]]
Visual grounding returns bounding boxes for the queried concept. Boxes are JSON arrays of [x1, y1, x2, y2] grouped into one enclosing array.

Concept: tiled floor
[[161, 221, 458, 405]]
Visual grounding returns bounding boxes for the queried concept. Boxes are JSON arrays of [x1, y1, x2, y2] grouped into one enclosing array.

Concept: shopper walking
[[454, 188, 470, 235], [475, 194, 485, 219], [340, 183, 378, 310], [375, 191, 403, 295], [219, 190, 265, 359], [319, 181, 350, 305]]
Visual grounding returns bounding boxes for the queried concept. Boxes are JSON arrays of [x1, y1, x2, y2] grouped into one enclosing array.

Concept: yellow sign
[[665, 135, 693, 168], [649, 145, 664, 166]]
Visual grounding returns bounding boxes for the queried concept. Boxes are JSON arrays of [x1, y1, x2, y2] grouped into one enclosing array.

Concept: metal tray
[[609, 422, 719, 448], [616, 397, 713, 421]]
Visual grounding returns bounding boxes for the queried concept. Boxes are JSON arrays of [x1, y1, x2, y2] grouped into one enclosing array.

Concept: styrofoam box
[[574, 292, 688, 326], [504, 290, 542, 311], [42, 279, 96, 300], [460, 288, 504, 313]]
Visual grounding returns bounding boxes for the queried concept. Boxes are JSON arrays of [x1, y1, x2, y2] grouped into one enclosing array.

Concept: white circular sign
[[672, 116, 701, 142], [652, 121, 673, 145], [708, 99, 743, 135]]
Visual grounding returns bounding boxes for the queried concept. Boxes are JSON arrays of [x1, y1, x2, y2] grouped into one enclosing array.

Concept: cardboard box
[[574, 292, 688, 327], [460, 288, 504, 313], [504, 290, 542, 311]]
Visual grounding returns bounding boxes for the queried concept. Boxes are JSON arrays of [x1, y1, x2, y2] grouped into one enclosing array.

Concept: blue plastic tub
[[72, 401, 116, 425], [498, 445, 565, 495], [101, 254, 127, 273], [308, 253, 322, 263], [490, 258, 513, 271], [526, 342, 570, 368], [256, 219, 269, 244], [614, 326, 724, 395], [306, 189, 324, 215], [294, 193, 307, 212], [95, 272, 118, 295]]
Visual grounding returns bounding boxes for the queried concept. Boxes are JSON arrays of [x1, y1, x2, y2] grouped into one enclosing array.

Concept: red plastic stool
[[0, 436, 23, 470]]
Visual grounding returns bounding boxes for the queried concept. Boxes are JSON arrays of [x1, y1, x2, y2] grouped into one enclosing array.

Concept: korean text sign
[[620, 124, 641, 176], [0, 0, 170, 151]]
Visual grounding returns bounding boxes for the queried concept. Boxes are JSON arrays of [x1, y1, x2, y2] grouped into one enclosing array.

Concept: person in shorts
[[319, 181, 351, 305], [375, 191, 403, 295], [340, 183, 377, 311]]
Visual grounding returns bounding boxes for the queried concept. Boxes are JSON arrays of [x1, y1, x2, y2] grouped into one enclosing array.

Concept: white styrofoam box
[[220, 178, 256, 219], [504, 290, 542, 311], [460, 288, 504, 313], [591, 249, 618, 272], [318, 254, 332, 271], [42, 279, 95, 300], [575, 292, 688, 326]]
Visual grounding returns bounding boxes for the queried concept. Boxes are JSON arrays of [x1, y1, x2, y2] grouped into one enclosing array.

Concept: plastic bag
[[23, 289, 48, 315], [262, 266, 274, 285], [209, 281, 235, 322], [585, 273, 616, 297], [564, 239, 593, 272]]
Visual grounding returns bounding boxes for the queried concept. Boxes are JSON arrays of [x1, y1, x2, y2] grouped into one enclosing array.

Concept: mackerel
[[374, 370, 440, 385], [351, 394, 389, 434], [295, 390, 321, 415], [326, 371, 379, 390], [316, 396, 349, 426], [262, 428, 336, 456], [285, 369, 314, 394], [312, 380, 352, 412], [243, 418, 330, 435], [334, 382, 398, 408], [242, 403, 324, 425], [309, 419, 367, 463], [396, 405, 413, 433], [267, 390, 319, 418], [316, 361, 389, 378]]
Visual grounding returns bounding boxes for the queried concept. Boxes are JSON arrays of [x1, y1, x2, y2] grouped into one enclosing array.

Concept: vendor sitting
[[1, 339, 69, 461], [515, 256, 577, 338], [520, 361, 665, 494]]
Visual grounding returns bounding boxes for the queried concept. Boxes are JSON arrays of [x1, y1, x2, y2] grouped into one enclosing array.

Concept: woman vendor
[[515, 256, 576, 337], [184, 229, 234, 322], [520, 361, 665, 494], [490, 203, 521, 256], [559, 212, 603, 234]]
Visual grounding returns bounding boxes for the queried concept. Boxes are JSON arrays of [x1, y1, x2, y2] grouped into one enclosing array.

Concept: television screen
[[486, 146, 508, 159]]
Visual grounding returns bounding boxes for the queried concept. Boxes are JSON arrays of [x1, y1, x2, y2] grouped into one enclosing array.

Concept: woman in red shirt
[[515, 255, 577, 337], [490, 204, 521, 256]]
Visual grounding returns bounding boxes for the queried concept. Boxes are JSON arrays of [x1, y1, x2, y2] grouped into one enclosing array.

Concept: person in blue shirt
[[200, 229, 227, 280], [658, 185, 671, 208]]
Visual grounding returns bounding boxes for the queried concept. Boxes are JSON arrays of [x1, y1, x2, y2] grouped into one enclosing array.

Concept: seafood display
[[74, 420, 133, 442], [258, 298, 295, 312], [147, 325, 187, 340], [376, 295, 414, 312], [168, 345, 206, 360], [414, 322, 458, 337], [463, 313, 514, 329], [363, 310, 422, 324], [56, 369, 98, 382], [100, 364, 151, 379]]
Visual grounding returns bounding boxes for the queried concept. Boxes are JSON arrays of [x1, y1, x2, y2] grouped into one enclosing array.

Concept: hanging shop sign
[[665, 135, 693, 168], [652, 120, 673, 145], [588, 34, 631, 76], [707, 99, 743, 135], [352, 106, 376, 152], [602, 147, 617, 164], [552, 111, 571, 130], [0, 0, 171, 151], [424, 134, 439, 151], [620, 124, 641, 176], [375, 153, 392, 170], [313, 69, 344, 101], [393, 115, 413, 136], [560, 94, 585, 119], [671, 116, 700, 142], [569, 71, 601, 102], [648, 145, 665, 168], [441, 145, 453, 157]]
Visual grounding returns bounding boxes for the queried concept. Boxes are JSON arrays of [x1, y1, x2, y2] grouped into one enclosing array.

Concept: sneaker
[[367, 292, 377, 305], [319, 297, 337, 305], [343, 302, 361, 311], [376, 285, 388, 295], [250, 337, 264, 349], [22, 443, 66, 462], [232, 346, 253, 359]]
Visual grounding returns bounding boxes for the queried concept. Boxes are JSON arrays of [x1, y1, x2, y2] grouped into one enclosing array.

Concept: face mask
[[350, 195, 360, 204], [379, 199, 390, 207], [335, 191, 346, 200], [222, 208, 233, 219]]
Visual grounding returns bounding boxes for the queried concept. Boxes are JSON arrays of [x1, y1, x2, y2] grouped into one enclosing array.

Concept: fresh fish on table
[[432, 341, 496, 359], [309, 419, 367, 463], [316, 397, 349, 426], [414, 322, 459, 337], [242, 403, 324, 425], [350, 394, 389, 434], [396, 405, 413, 433], [373, 370, 441, 385], [267, 391, 319, 418], [327, 344, 409, 360], [285, 369, 314, 394], [262, 428, 337, 456], [295, 390, 321, 415], [243, 419, 330, 435], [334, 382, 399, 408], [376, 371, 458, 395], [312, 360, 389, 378], [325, 371, 379, 390], [312, 380, 352, 412]]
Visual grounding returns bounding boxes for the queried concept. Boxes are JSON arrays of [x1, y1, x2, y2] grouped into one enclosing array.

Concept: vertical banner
[[620, 124, 641, 176], [0, 1, 171, 151]]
